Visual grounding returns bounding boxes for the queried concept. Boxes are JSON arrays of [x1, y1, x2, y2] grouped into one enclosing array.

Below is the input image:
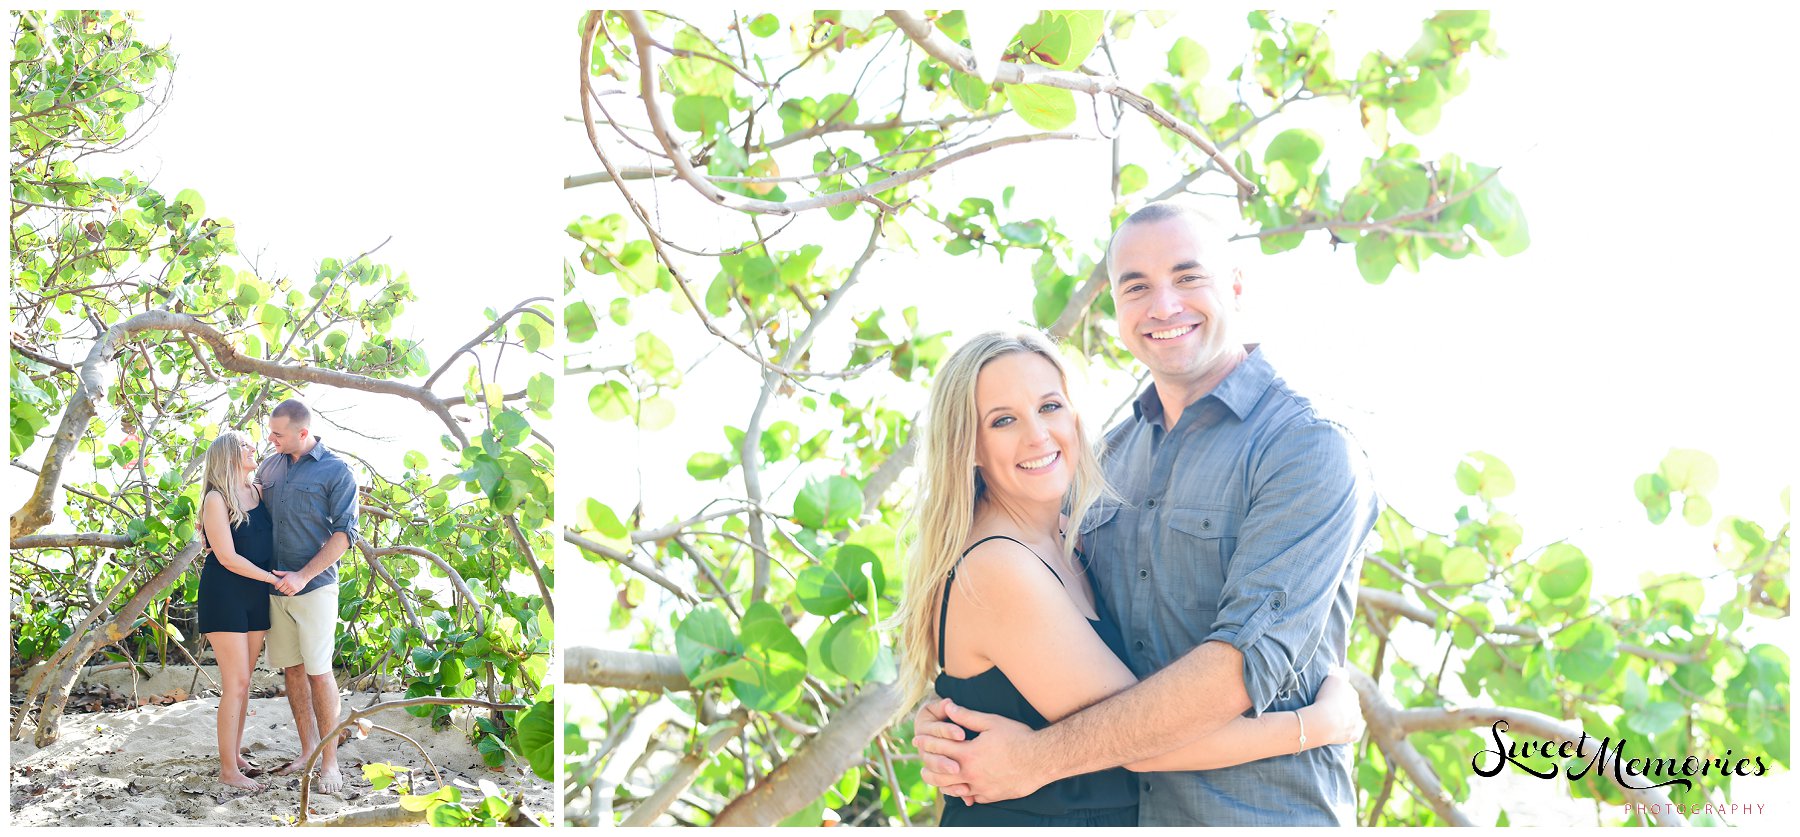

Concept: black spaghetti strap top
[[933, 535, 1138, 824]]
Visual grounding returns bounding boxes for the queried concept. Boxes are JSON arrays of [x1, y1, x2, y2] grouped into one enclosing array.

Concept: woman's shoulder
[[954, 536, 1062, 595]]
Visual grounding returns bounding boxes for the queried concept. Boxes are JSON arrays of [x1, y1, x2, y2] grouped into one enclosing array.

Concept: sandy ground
[[10, 665, 551, 827]]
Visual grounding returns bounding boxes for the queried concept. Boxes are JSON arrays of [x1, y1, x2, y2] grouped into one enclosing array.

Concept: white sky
[[567, 8, 1796, 658]]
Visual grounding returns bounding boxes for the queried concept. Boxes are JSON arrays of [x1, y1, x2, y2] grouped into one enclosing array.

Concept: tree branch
[[713, 680, 904, 826], [884, 10, 1255, 197], [565, 646, 691, 692], [11, 532, 134, 550], [564, 528, 698, 605], [11, 308, 469, 540]]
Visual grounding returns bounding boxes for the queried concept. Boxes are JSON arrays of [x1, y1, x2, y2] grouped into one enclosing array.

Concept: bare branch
[[713, 681, 904, 825], [564, 527, 699, 605], [424, 297, 552, 389], [11, 532, 134, 550], [565, 646, 691, 692], [884, 10, 1255, 197]]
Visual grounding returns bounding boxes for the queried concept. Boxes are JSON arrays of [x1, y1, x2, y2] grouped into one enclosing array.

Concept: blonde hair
[[887, 330, 1114, 713], [201, 430, 253, 527]]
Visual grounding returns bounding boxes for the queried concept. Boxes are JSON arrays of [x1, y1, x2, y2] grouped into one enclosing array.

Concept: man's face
[[267, 415, 307, 457], [1109, 217, 1242, 391]]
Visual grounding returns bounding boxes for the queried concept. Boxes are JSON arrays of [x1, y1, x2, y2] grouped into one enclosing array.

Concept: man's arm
[[922, 417, 1379, 802]]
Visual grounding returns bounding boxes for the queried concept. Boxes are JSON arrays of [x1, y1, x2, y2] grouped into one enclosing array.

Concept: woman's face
[[236, 438, 256, 474], [973, 352, 1079, 510]]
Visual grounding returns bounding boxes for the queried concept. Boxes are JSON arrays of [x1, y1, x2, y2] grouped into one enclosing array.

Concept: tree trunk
[[713, 681, 903, 826], [30, 540, 204, 746], [566, 647, 692, 693]]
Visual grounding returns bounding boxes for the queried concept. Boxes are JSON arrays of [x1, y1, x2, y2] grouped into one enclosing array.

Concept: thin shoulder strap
[[938, 535, 1063, 668]]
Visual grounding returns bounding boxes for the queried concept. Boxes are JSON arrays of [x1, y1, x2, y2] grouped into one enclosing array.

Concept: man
[[256, 398, 359, 794], [913, 202, 1381, 825]]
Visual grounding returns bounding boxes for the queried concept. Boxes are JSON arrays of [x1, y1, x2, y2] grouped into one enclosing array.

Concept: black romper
[[934, 535, 1139, 827], [197, 501, 274, 634]]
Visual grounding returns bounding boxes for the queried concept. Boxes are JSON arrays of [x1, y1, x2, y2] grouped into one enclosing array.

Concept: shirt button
[[1134, 640, 1145, 651], [1142, 781, 1152, 793], [1201, 518, 1213, 531], [1146, 498, 1158, 509], [1138, 569, 1148, 580]]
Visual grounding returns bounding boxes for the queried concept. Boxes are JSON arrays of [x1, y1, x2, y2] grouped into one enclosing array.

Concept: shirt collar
[[1132, 344, 1274, 426], [298, 438, 330, 462]]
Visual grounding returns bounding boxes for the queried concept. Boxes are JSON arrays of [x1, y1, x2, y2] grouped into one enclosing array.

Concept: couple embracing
[[195, 398, 357, 792], [895, 202, 1382, 826]]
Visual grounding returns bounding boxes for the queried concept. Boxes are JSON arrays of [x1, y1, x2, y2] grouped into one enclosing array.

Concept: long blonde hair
[[200, 430, 253, 527], [887, 330, 1114, 713]]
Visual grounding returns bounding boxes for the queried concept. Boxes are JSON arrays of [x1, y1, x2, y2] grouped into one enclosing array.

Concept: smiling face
[[266, 414, 308, 458], [237, 437, 256, 474], [972, 352, 1079, 511], [1109, 216, 1243, 396]]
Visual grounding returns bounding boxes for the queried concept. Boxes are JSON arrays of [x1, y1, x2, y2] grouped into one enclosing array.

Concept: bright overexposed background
[[563, 8, 1795, 824]]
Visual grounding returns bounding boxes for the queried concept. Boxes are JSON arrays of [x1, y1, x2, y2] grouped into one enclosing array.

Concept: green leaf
[[1264, 129, 1325, 166], [795, 565, 855, 615], [793, 476, 863, 530], [1659, 449, 1719, 494], [1354, 233, 1397, 284], [1117, 163, 1148, 196], [1456, 452, 1515, 501], [733, 602, 807, 711], [512, 699, 555, 781], [686, 452, 731, 481], [1535, 544, 1591, 601], [1440, 547, 1486, 585], [174, 188, 206, 216], [1626, 701, 1685, 736], [1004, 84, 1077, 130], [822, 614, 879, 681], [1682, 494, 1713, 527], [587, 381, 630, 421], [674, 607, 740, 681], [748, 13, 779, 38], [565, 301, 597, 343], [1167, 36, 1210, 80], [672, 95, 730, 140]]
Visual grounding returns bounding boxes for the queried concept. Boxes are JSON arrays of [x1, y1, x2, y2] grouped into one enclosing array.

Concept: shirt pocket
[[1163, 506, 1238, 611]]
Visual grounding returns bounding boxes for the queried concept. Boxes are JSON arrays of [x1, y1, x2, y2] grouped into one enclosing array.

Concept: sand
[[10, 664, 551, 827]]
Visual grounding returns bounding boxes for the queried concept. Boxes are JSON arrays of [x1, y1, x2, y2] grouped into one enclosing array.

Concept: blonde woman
[[893, 331, 1364, 826], [197, 430, 283, 791]]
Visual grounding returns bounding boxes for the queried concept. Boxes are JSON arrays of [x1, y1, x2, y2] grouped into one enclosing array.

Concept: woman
[[196, 430, 283, 791], [895, 331, 1364, 826]]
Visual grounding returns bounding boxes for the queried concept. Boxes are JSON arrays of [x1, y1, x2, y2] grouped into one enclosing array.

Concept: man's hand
[[910, 698, 1050, 804], [271, 569, 310, 596]]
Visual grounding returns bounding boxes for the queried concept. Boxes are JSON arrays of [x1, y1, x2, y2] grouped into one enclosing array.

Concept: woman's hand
[[1309, 667, 1366, 745]]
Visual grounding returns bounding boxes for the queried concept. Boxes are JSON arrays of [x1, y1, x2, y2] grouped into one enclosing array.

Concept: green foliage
[[1360, 454, 1788, 825]]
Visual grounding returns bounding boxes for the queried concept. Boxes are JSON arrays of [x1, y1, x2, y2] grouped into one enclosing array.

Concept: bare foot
[[316, 762, 343, 794], [275, 753, 313, 776], [220, 772, 262, 792]]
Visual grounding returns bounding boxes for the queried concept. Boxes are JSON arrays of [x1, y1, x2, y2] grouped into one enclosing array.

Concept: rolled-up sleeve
[[326, 464, 360, 543], [1203, 417, 1379, 716]]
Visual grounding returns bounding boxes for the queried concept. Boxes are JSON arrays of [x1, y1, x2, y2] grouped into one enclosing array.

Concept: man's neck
[[288, 436, 319, 462], [1156, 344, 1248, 428]]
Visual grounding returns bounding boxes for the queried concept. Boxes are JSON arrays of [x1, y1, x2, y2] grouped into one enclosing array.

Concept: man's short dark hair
[[271, 398, 312, 428], [1106, 200, 1239, 275]]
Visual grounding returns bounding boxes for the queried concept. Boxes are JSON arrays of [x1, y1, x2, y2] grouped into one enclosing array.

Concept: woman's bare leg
[[237, 631, 266, 772], [207, 632, 260, 791]]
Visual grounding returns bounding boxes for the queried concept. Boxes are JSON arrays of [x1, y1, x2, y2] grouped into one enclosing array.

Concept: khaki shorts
[[267, 584, 338, 676]]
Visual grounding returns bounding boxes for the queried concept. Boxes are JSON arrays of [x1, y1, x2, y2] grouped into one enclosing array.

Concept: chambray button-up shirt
[[1081, 346, 1380, 826], [256, 439, 359, 597]]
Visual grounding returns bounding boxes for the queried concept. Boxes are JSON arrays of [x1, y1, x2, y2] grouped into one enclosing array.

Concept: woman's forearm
[[1126, 703, 1326, 772], [216, 551, 277, 584]]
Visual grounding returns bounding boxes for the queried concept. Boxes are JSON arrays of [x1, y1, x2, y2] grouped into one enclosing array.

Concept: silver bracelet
[[1294, 709, 1307, 754]]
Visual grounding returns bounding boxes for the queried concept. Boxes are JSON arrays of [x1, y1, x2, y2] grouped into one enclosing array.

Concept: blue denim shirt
[[1080, 346, 1379, 826], [255, 439, 359, 596]]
